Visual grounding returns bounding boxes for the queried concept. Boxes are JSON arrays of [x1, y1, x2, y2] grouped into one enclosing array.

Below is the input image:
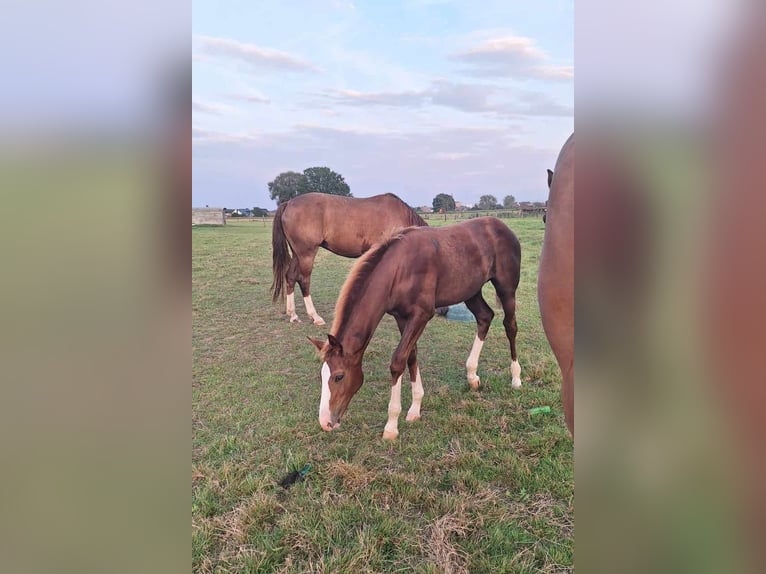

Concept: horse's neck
[[336, 278, 391, 359]]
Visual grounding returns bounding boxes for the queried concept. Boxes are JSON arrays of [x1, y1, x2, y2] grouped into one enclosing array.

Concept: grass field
[[193, 217, 573, 573]]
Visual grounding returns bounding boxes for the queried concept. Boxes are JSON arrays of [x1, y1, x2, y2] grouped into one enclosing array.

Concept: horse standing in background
[[271, 192, 427, 325], [538, 133, 574, 437], [308, 217, 522, 440]]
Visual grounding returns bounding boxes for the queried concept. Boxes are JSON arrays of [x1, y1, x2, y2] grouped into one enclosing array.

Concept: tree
[[268, 171, 306, 205], [252, 207, 270, 217], [432, 193, 456, 212], [298, 167, 352, 197], [478, 194, 499, 210], [503, 194, 517, 209]]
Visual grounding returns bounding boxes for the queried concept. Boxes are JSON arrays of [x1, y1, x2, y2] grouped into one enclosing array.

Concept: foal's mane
[[331, 226, 419, 338]]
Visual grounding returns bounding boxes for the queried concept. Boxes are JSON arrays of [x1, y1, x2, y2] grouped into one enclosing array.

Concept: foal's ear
[[307, 336, 325, 353], [547, 169, 554, 188], [327, 334, 343, 354]]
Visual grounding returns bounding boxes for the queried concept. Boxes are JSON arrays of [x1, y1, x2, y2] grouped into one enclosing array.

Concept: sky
[[192, 0, 573, 209]]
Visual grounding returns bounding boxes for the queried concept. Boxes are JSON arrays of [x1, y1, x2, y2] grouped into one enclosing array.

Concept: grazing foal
[[309, 217, 522, 440]]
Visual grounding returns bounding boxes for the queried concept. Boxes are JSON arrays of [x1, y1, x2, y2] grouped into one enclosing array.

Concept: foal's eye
[[334, 373, 344, 383]]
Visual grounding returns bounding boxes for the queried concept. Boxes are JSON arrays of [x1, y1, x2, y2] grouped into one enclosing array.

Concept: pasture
[[193, 217, 573, 573]]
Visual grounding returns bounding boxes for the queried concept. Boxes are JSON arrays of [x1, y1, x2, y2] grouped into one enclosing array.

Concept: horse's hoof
[[511, 378, 522, 389], [382, 429, 399, 440], [406, 412, 421, 422], [312, 316, 326, 326], [468, 376, 481, 390], [289, 314, 301, 323]]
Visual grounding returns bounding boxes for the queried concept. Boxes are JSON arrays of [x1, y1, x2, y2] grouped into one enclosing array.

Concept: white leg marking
[[318, 362, 336, 431], [511, 359, 522, 389], [382, 375, 403, 440], [406, 368, 424, 422], [286, 293, 300, 323], [465, 335, 485, 389], [303, 295, 325, 326]]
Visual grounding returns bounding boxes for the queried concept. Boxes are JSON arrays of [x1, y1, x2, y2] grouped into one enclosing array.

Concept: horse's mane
[[382, 193, 428, 227], [331, 226, 419, 338]]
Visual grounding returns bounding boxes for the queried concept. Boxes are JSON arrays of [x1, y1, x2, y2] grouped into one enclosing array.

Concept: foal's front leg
[[394, 318, 425, 423], [384, 313, 430, 440]]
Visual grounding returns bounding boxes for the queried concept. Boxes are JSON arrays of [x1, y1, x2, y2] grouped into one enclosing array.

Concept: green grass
[[193, 217, 573, 573]]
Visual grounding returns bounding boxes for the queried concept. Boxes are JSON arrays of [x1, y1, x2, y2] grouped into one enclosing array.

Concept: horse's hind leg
[[493, 285, 522, 388], [285, 257, 301, 323], [463, 291, 495, 390], [295, 251, 325, 326]]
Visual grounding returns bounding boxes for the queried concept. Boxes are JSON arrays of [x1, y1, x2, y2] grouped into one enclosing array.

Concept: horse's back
[[388, 217, 520, 307], [280, 193, 422, 257]]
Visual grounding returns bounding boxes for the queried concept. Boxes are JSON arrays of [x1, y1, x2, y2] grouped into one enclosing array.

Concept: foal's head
[[309, 335, 364, 431]]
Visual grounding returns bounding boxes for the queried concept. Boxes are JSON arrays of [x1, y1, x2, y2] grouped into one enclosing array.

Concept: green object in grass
[[528, 406, 551, 416], [298, 463, 312, 477]]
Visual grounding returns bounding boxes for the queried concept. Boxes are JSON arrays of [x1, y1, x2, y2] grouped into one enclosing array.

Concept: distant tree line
[[224, 207, 270, 217], [268, 167, 351, 205], [430, 193, 542, 212]]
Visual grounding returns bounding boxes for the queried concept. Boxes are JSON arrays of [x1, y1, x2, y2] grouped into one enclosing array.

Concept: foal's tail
[[271, 202, 291, 303]]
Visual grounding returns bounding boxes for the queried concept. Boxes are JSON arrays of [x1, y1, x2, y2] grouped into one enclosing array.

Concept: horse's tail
[[271, 202, 291, 303]]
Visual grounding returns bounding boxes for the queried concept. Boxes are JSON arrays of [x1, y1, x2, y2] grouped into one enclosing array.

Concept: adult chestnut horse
[[309, 217, 522, 440], [271, 192, 427, 325], [538, 133, 574, 437]]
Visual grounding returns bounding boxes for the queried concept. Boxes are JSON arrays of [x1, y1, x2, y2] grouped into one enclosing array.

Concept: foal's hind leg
[[494, 289, 522, 388], [463, 291, 495, 390], [295, 251, 325, 326]]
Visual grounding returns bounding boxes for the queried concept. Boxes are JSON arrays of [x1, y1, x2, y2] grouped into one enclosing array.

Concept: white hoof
[[511, 378, 522, 389], [289, 314, 301, 323], [406, 411, 421, 422], [382, 429, 399, 440], [468, 375, 481, 390], [312, 315, 326, 326]]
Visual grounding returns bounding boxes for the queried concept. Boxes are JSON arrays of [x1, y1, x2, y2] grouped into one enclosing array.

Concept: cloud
[[509, 90, 573, 117], [193, 126, 258, 144], [228, 93, 270, 104], [322, 80, 571, 117], [194, 35, 315, 72], [452, 35, 573, 81], [323, 81, 495, 113], [329, 88, 424, 107], [533, 65, 574, 81], [192, 100, 234, 115], [192, 123, 567, 210]]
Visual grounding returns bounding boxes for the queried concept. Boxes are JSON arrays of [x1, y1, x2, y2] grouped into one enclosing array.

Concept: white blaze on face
[[319, 362, 333, 430]]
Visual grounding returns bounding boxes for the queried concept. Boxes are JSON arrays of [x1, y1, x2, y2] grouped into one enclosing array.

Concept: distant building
[[418, 206, 433, 213]]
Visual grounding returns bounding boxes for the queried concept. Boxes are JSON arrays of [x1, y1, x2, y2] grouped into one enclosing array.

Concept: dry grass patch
[[421, 510, 471, 574], [324, 459, 376, 490]]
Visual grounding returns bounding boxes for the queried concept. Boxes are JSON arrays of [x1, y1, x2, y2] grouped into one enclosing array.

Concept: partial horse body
[[308, 217, 522, 440], [538, 133, 574, 437], [271, 192, 427, 325]]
